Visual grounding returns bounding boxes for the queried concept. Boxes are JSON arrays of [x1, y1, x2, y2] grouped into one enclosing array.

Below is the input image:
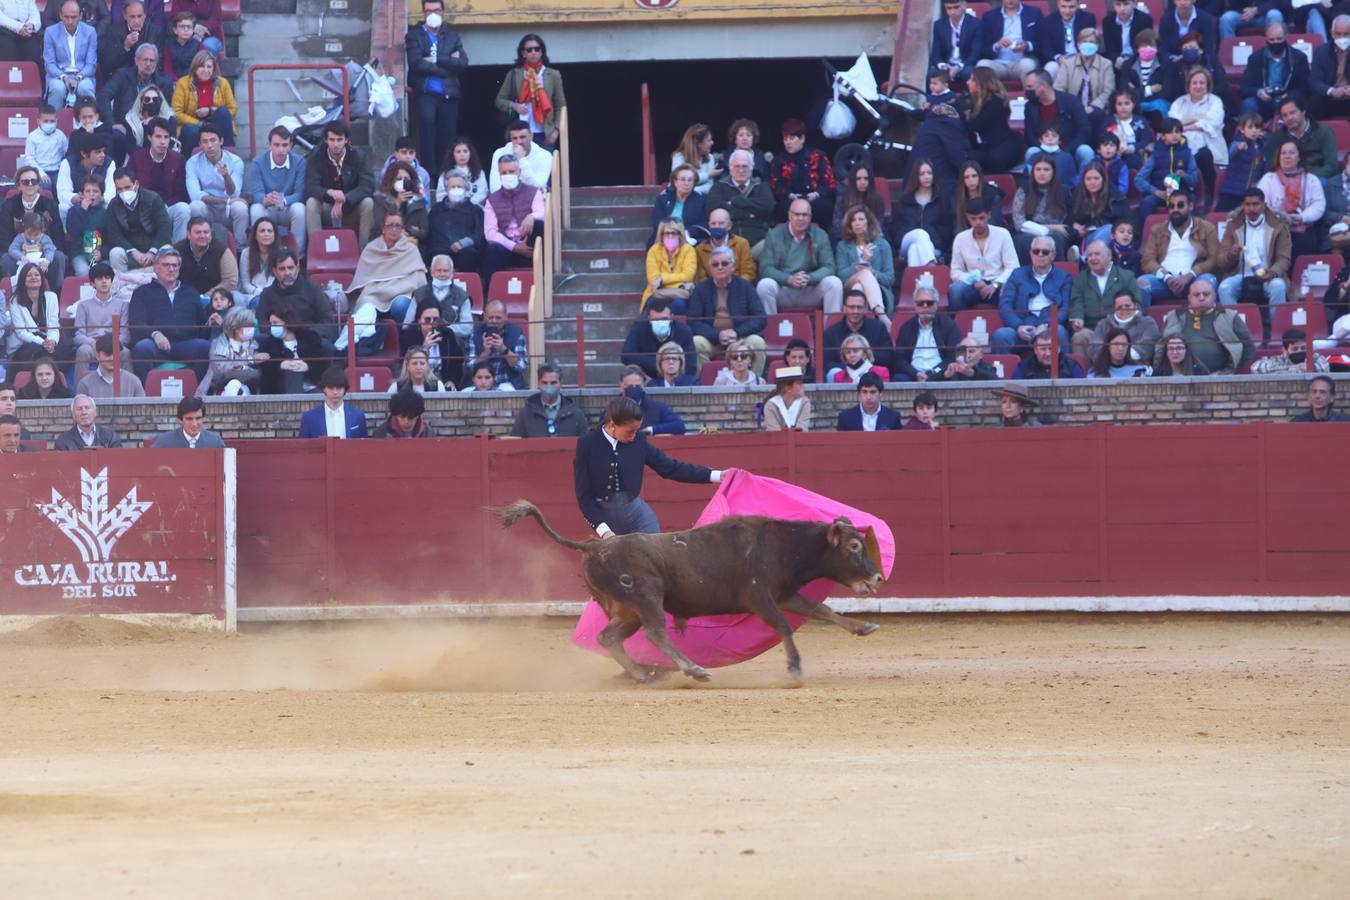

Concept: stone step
[[548, 359, 626, 388], [549, 293, 640, 318], [569, 205, 651, 229], [544, 316, 632, 343], [571, 185, 660, 207], [560, 248, 647, 274], [562, 227, 649, 250], [553, 272, 646, 295]]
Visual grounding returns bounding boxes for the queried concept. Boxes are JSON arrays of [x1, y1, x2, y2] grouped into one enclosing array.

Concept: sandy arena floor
[[0, 613, 1346, 899]]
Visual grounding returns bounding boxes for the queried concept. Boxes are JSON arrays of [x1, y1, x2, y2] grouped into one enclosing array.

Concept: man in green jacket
[[106, 167, 173, 274], [755, 197, 842, 315], [1264, 96, 1341, 181], [1069, 239, 1141, 358]]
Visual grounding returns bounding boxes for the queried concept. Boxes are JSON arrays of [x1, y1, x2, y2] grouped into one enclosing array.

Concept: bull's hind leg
[[596, 605, 656, 683], [749, 591, 805, 682], [780, 593, 879, 636], [636, 605, 711, 682]]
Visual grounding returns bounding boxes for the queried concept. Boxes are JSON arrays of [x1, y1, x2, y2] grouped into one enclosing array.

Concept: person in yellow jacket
[[172, 50, 238, 154], [641, 217, 695, 312]]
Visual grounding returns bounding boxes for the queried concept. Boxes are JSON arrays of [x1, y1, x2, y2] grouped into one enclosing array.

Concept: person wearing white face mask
[[620, 296, 697, 381], [200, 305, 263, 395], [481, 155, 544, 291], [405, 0, 467, 184], [409, 254, 475, 341], [106, 167, 174, 273], [1051, 28, 1115, 138], [427, 173, 484, 274], [1217, 189, 1292, 311], [1087, 290, 1159, 364], [1309, 14, 1350, 121]]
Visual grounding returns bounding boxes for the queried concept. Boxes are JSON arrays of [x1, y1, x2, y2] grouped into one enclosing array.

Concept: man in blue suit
[[1038, 0, 1097, 74], [299, 366, 369, 438], [573, 395, 724, 537], [931, 0, 981, 85], [836, 372, 903, 432], [976, 0, 1045, 81], [43, 1, 99, 109]]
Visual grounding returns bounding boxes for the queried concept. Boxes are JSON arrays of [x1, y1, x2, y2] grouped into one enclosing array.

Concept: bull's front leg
[[780, 593, 879, 636]]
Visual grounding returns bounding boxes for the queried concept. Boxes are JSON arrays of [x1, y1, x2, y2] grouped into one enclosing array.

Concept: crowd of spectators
[[1, 2, 1348, 448]]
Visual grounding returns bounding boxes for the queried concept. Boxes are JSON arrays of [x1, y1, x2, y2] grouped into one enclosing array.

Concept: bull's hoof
[[856, 622, 879, 636], [685, 666, 711, 682], [644, 667, 675, 682], [787, 664, 804, 686]]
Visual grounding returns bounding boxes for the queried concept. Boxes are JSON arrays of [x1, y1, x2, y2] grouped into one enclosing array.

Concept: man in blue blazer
[[1037, 0, 1097, 72], [573, 395, 724, 537], [931, 0, 982, 84], [298, 366, 369, 438], [991, 235, 1073, 354], [836, 372, 903, 432], [976, 0, 1045, 81], [43, 1, 99, 109]]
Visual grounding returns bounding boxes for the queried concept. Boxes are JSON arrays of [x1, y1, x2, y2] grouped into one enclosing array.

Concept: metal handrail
[[559, 106, 572, 229], [641, 83, 655, 186], [245, 63, 351, 159]]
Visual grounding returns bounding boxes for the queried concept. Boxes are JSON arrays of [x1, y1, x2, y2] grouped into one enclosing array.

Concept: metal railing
[[641, 83, 656, 186], [245, 63, 351, 159]]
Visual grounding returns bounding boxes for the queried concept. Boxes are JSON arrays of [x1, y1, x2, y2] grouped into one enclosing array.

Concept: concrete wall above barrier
[[0, 450, 236, 628]]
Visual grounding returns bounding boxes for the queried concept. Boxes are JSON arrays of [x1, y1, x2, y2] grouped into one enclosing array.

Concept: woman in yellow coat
[[641, 217, 696, 313], [172, 50, 238, 153]]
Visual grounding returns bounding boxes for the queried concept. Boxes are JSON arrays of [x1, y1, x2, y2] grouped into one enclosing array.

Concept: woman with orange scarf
[[493, 33, 567, 151], [1257, 139, 1327, 257]]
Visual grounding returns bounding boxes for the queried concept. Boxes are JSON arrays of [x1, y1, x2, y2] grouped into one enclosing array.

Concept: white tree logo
[[35, 468, 153, 564]]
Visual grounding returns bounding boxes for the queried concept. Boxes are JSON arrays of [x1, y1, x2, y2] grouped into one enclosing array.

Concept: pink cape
[[570, 469, 895, 668]]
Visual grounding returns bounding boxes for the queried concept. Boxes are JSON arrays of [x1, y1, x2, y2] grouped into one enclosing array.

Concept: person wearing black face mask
[[1252, 328, 1331, 374], [616, 368, 687, 436], [1240, 21, 1311, 120], [694, 207, 754, 282], [1158, 0, 1217, 63], [573, 392, 722, 538]]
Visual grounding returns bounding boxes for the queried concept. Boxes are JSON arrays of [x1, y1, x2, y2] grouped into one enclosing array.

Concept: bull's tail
[[491, 500, 592, 551]]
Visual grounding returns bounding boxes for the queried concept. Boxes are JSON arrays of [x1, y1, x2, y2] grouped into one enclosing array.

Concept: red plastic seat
[[762, 312, 814, 355], [58, 275, 90, 315], [452, 271, 484, 314], [1142, 214, 1166, 239], [953, 309, 1000, 344], [1291, 255, 1341, 302], [699, 360, 727, 385], [898, 264, 952, 311], [145, 368, 198, 398], [1326, 120, 1350, 152], [306, 228, 359, 274], [361, 320, 401, 372], [1270, 303, 1328, 343], [0, 108, 37, 148], [1220, 36, 1265, 82], [488, 270, 533, 316], [1232, 302, 1264, 345], [0, 63, 41, 105], [351, 366, 393, 392], [220, 0, 240, 19], [987, 175, 1016, 218], [11, 369, 68, 390], [0, 146, 19, 178], [1054, 261, 1078, 278], [1146, 304, 1179, 330]]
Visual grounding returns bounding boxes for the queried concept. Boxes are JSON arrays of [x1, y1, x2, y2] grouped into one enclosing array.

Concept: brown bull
[[494, 500, 884, 683]]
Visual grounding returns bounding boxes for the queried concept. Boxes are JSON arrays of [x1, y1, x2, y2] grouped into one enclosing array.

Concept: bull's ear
[[863, 526, 883, 573], [827, 521, 847, 547], [832, 516, 854, 527]]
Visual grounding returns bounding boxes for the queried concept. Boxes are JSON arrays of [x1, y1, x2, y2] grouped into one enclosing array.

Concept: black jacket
[[1024, 90, 1091, 152], [54, 425, 123, 451], [892, 314, 963, 379], [905, 115, 967, 193], [706, 176, 775, 246], [398, 323, 464, 388], [404, 23, 468, 98], [1, 194, 65, 249], [1310, 43, 1350, 100], [1102, 9, 1153, 63], [97, 68, 176, 134], [621, 319, 698, 380], [836, 404, 903, 431], [257, 277, 338, 342], [1037, 10, 1097, 65], [1240, 46, 1311, 105], [1158, 9, 1218, 60], [572, 427, 711, 529], [822, 317, 895, 374], [426, 198, 485, 260], [649, 186, 708, 245], [929, 11, 981, 79], [257, 329, 327, 394], [98, 24, 167, 85], [685, 277, 767, 343], [128, 278, 207, 344], [963, 96, 1023, 173], [892, 191, 955, 261], [509, 393, 589, 438], [304, 145, 376, 206]]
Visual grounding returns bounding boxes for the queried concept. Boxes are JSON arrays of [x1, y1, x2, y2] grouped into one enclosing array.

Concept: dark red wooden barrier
[[232, 424, 1350, 608], [0, 450, 229, 617]]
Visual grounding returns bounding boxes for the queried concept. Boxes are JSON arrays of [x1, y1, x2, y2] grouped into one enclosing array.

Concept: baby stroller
[[279, 59, 399, 153], [823, 54, 927, 181]]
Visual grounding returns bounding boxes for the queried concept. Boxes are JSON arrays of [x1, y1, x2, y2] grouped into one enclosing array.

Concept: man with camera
[[1217, 189, 1292, 313], [467, 298, 527, 389]]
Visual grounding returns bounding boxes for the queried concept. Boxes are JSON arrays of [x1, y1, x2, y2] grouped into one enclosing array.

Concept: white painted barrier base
[[234, 595, 1350, 623], [0, 613, 229, 634]]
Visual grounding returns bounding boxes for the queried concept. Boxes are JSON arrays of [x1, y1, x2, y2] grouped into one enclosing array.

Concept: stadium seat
[[1220, 36, 1265, 82], [1270, 303, 1328, 343], [1078, 0, 1107, 23], [1141, 213, 1165, 239], [1326, 120, 1350, 151], [0, 146, 18, 178], [872, 174, 894, 219], [898, 265, 952, 311], [762, 312, 814, 355], [699, 360, 727, 385], [507, 314, 528, 334], [452, 271, 484, 314], [1206, 212, 1228, 243], [987, 175, 1016, 217], [1055, 261, 1078, 279], [953, 309, 998, 347], [362, 320, 401, 372], [1007, 92, 1026, 134], [58, 276, 90, 315], [1289, 33, 1323, 65], [220, 0, 240, 19], [0, 108, 37, 148], [306, 229, 359, 274], [1146, 304, 1179, 330], [984, 353, 1021, 379], [145, 368, 198, 398], [1291, 255, 1341, 302], [1232, 302, 1264, 345], [488, 270, 533, 316], [766, 358, 787, 381], [0, 63, 40, 105], [351, 366, 393, 392]]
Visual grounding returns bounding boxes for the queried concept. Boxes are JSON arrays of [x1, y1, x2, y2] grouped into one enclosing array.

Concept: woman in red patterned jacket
[[769, 118, 837, 229]]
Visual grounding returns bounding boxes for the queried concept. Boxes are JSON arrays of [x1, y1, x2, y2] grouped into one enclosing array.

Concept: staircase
[[547, 185, 657, 387], [233, 0, 373, 157]]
